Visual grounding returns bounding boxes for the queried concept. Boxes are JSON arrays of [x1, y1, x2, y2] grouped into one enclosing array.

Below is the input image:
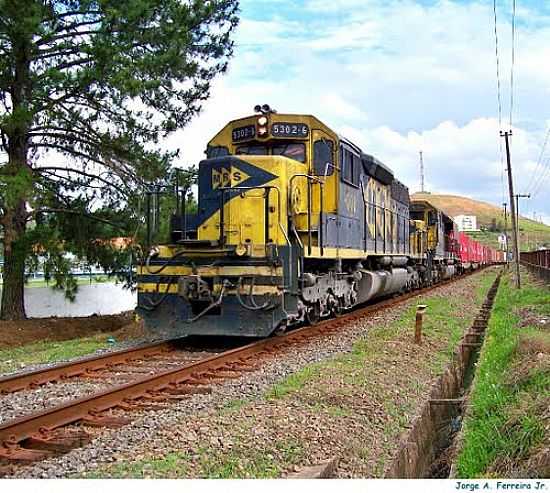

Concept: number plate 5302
[[271, 123, 309, 138]]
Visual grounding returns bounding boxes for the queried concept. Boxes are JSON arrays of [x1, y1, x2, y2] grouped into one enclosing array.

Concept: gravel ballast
[[2, 269, 498, 479]]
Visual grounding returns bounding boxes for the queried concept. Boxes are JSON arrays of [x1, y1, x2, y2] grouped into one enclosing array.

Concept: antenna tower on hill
[[419, 150, 425, 192]]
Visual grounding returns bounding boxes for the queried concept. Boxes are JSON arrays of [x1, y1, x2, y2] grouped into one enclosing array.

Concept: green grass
[[266, 363, 324, 399], [456, 273, 550, 478], [0, 335, 113, 374], [266, 269, 497, 402], [85, 452, 191, 479], [222, 398, 249, 412], [91, 439, 303, 479]]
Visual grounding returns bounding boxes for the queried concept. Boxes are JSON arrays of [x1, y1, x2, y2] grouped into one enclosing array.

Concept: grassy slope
[[411, 193, 550, 251], [0, 335, 117, 374], [456, 272, 550, 478]]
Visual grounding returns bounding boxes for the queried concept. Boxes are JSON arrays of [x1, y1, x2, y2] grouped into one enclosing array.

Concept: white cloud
[[166, 0, 550, 224]]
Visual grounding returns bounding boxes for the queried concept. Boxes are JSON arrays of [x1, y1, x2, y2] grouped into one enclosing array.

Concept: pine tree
[[0, 0, 238, 319]]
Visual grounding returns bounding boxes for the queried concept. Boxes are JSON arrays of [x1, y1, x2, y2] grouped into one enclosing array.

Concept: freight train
[[136, 106, 504, 338]]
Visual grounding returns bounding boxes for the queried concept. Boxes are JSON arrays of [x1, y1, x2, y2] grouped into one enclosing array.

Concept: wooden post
[[501, 130, 521, 288], [415, 305, 427, 344]]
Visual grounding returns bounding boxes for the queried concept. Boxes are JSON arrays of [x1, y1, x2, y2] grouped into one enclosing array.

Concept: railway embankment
[[0, 313, 147, 375], [452, 270, 550, 478], [6, 268, 499, 479]]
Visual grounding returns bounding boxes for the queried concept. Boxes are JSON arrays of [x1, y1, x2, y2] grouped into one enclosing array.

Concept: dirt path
[[0, 312, 143, 349]]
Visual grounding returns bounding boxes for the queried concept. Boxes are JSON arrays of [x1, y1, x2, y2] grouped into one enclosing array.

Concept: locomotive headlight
[[258, 126, 268, 136], [257, 116, 268, 126], [235, 244, 248, 256]]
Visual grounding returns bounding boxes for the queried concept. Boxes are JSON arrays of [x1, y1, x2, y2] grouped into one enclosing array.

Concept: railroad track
[[0, 342, 175, 394], [0, 339, 237, 395], [0, 267, 496, 465]]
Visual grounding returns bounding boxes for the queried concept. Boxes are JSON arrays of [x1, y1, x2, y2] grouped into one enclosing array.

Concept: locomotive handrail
[[288, 174, 325, 256]]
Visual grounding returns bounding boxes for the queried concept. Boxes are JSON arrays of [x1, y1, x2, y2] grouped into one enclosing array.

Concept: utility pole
[[501, 130, 521, 288], [419, 150, 425, 193]]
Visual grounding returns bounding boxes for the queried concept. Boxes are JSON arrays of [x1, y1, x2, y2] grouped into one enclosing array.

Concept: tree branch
[[30, 142, 141, 184], [44, 56, 94, 73], [36, 21, 101, 46], [35, 166, 130, 195], [34, 208, 126, 229]]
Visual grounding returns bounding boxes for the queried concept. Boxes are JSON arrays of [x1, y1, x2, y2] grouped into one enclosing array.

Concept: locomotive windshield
[[235, 142, 306, 163], [235, 145, 267, 155]]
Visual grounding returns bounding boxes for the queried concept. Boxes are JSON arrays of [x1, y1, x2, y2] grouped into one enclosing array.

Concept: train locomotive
[[136, 106, 503, 338]]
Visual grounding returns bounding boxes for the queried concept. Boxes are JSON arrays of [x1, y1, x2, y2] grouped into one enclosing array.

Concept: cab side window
[[206, 146, 229, 158], [313, 139, 334, 175], [341, 146, 360, 186]]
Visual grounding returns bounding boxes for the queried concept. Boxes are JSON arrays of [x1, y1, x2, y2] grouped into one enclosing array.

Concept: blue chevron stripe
[[196, 156, 279, 225]]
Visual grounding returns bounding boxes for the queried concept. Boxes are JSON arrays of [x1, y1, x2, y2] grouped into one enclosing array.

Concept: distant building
[[454, 214, 478, 232]]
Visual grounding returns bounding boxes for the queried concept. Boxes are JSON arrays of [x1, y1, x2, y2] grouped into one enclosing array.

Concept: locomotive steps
[[384, 274, 501, 478]]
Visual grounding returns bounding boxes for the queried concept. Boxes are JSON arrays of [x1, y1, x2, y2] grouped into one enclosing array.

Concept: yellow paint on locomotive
[[205, 113, 341, 254], [138, 264, 283, 278], [409, 219, 427, 257], [197, 155, 306, 251], [138, 283, 281, 296], [142, 112, 413, 272]]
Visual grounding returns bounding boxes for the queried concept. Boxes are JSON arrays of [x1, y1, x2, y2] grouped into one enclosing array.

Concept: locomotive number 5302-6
[[271, 123, 309, 138]]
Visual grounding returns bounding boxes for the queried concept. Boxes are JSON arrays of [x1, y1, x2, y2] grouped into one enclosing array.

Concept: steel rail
[[0, 266, 495, 461], [0, 341, 174, 394]]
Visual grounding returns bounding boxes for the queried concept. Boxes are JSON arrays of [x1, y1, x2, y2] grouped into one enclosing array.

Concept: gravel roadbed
[[0, 336, 161, 379], [0, 350, 221, 425], [3, 269, 497, 479]]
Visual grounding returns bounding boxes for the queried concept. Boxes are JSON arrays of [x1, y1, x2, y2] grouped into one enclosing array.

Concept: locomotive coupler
[[178, 275, 212, 302]]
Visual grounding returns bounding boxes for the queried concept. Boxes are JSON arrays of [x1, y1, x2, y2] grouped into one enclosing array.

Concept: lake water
[[0, 283, 136, 318]]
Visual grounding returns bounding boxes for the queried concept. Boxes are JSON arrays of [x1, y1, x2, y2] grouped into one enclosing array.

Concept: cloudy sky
[[169, 0, 550, 224]]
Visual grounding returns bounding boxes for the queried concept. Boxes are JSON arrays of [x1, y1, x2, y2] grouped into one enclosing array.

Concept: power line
[[493, 0, 504, 129], [509, 0, 517, 128], [525, 124, 550, 195], [531, 154, 550, 198], [493, 0, 507, 206]]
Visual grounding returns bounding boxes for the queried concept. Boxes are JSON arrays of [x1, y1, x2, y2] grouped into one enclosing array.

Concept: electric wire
[[493, 0, 507, 206], [509, 0, 517, 129], [530, 155, 550, 199], [524, 125, 550, 196], [493, 0, 504, 129]]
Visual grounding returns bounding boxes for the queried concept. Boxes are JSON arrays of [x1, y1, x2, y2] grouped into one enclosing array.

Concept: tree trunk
[[1, 23, 32, 320], [1, 200, 27, 320]]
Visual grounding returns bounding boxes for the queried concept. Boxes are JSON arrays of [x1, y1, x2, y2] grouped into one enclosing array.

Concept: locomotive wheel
[[333, 296, 344, 317], [306, 303, 321, 325], [273, 321, 287, 336]]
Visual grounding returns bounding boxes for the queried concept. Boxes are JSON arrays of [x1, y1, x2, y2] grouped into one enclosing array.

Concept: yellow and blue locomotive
[[136, 106, 455, 338]]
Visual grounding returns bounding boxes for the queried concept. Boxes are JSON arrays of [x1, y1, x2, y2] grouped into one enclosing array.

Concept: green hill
[[411, 193, 550, 251]]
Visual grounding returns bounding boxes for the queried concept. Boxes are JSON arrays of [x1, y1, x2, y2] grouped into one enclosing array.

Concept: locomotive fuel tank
[[355, 268, 410, 304]]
